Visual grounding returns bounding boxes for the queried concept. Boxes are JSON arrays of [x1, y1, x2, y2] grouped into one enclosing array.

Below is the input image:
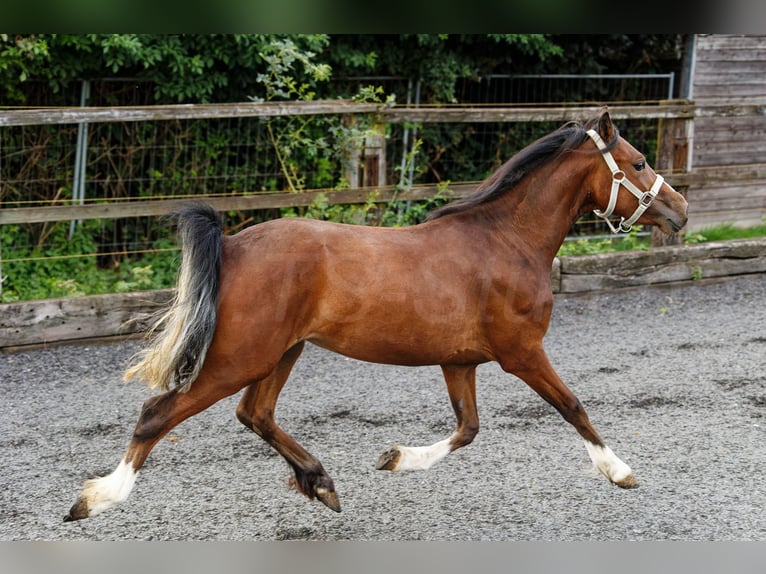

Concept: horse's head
[[585, 110, 688, 235]]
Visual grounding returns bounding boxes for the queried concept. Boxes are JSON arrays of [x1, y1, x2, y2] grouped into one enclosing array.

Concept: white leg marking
[[79, 458, 138, 517], [584, 441, 635, 486], [389, 437, 453, 471]]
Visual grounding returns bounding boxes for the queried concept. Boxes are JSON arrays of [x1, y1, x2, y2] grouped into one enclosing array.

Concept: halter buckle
[[638, 191, 655, 207]]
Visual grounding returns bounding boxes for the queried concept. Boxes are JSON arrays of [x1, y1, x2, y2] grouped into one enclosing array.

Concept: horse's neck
[[470, 159, 591, 263]]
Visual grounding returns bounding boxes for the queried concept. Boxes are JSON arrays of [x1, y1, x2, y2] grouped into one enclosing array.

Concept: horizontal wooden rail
[[382, 102, 696, 123], [0, 183, 477, 225], [5, 159, 766, 225], [1, 101, 687, 127], [3, 99, 766, 228], [662, 162, 766, 186], [3, 100, 764, 129], [693, 101, 766, 118], [0, 100, 381, 127]]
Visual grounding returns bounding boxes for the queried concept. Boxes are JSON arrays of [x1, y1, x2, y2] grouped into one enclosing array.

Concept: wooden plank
[[550, 257, 561, 294], [382, 103, 695, 124], [0, 100, 762, 132], [694, 155, 766, 168], [0, 183, 478, 225], [687, 207, 765, 222], [0, 289, 173, 347], [0, 102, 698, 128], [0, 100, 380, 127], [687, 207, 755, 222], [694, 96, 766, 106], [693, 135, 766, 149], [695, 114, 766, 129], [661, 164, 766, 186], [693, 117, 766, 141], [689, 181, 766, 201], [693, 149, 766, 167], [695, 35, 766, 51], [559, 238, 766, 292], [694, 79, 766, 92], [695, 56, 766, 67], [686, 188, 766, 213], [694, 51, 766, 62], [695, 67, 766, 80], [688, 102, 766, 118], [694, 65, 766, 80], [694, 139, 766, 156], [693, 84, 766, 98], [0, 101, 760, 132]]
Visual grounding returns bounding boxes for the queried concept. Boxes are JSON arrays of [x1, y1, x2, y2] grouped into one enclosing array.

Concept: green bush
[[1, 223, 179, 302]]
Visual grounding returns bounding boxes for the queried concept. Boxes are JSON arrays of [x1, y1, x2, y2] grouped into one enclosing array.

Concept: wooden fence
[[2, 98, 765, 227]]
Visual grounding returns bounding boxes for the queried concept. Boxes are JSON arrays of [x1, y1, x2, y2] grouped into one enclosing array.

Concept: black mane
[[426, 117, 618, 220]]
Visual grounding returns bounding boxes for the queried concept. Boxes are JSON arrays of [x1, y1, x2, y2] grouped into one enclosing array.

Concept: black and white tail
[[124, 204, 223, 391]]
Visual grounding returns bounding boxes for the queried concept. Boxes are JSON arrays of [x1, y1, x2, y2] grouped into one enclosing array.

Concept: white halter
[[586, 129, 665, 234]]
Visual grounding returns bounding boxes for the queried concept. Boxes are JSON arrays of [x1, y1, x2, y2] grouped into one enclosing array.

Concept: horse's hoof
[[64, 497, 89, 522], [316, 487, 342, 513], [375, 447, 401, 471], [614, 473, 638, 489]]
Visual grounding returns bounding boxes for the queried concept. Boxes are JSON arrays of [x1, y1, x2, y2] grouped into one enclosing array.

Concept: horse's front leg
[[501, 344, 637, 488], [377, 364, 479, 472]]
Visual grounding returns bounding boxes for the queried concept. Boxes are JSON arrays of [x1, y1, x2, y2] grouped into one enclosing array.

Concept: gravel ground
[[1, 274, 764, 541]]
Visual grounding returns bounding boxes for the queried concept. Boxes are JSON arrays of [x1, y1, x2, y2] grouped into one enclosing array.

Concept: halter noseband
[[586, 129, 664, 234]]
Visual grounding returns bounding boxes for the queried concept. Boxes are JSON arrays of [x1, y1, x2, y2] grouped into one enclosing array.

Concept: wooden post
[[652, 114, 692, 247], [342, 118, 387, 189], [362, 122, 387, 187], [342, 115, 361, 188]]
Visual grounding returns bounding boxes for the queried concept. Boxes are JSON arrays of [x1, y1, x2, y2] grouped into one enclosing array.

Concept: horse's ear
[[597, 108, 616, 143]]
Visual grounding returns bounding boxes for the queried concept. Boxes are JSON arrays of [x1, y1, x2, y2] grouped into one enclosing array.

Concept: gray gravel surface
[[1, 274, 764, 541]]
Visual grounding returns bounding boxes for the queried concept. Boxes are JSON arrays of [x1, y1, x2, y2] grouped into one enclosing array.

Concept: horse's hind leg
[[377, 364, 479, 472], [502, 345, 637, 488], [65, 373, 247, 521], [235, 342, 341, 512]]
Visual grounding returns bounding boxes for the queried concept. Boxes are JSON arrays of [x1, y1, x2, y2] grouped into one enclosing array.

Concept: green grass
[[557, 229, 651, 257], [683, 223, 766, 243], [0, 224, 180, 303], [556, 222, 766, 257]]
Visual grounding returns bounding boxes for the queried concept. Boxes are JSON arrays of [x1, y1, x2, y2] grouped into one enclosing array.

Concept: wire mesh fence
[[0, 74, 674, 301]]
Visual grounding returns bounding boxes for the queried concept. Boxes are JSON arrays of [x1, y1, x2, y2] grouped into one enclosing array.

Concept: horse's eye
[[633, 160, 646, 171]]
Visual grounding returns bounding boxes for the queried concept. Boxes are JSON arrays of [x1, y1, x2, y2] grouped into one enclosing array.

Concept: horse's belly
[[306, 318, 492, 367]]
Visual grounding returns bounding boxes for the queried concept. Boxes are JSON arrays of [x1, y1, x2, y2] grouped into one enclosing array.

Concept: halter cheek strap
[[586, 129, 664, 234]]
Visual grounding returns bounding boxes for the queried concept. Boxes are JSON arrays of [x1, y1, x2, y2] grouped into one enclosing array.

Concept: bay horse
[[65, 109, 687, 521]]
